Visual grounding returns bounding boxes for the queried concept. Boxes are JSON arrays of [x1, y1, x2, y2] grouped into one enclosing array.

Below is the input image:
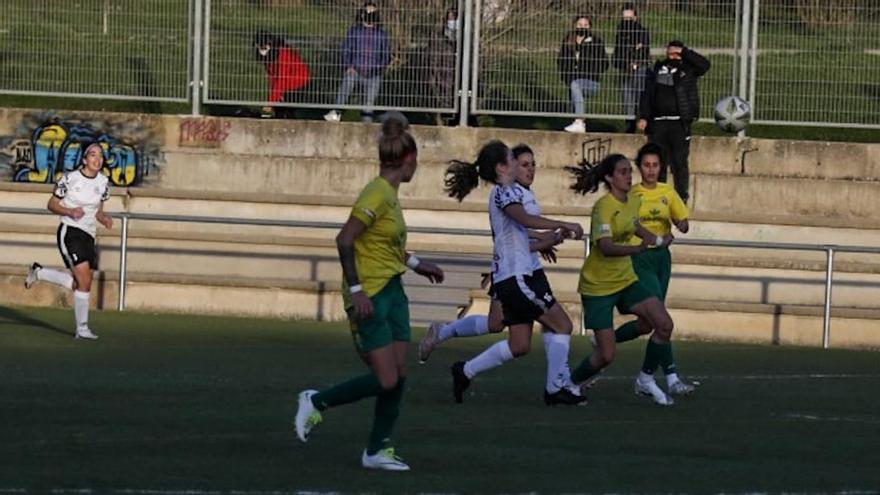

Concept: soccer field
[[1, 306, 878, 494]]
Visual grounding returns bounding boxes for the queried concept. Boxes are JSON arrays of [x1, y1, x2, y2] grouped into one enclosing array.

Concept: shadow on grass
[[0, 305, 72, 337]]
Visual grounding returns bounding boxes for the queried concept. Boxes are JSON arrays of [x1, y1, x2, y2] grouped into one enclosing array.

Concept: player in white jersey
[[420, 145, 579, 404], [442, 141, 587, 406], [25, 143, 113, 340]]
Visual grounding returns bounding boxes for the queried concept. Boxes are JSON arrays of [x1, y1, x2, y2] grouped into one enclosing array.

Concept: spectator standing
[[253, 31, 310, 119], [637, 41, 710, 203], [556, 15, 609, 134], [429, 7, 459, 126], [324, 2, 391, 123], [611, 4, 650, 133]]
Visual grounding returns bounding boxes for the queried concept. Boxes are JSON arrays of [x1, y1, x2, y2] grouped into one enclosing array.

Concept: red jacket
[[266, 47, 309, 102]]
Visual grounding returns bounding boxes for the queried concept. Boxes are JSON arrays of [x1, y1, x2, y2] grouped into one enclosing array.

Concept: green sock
[[311, 373, 385, 411], [367, 377, 406, 455], [571, 357, 600, 383], [640, 339, 668, 375], [615, 321, 641, 343], [660, 342, 678, 376]]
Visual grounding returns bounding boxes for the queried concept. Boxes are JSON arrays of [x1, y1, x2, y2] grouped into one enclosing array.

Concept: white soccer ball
[[713, 95, 751, 133]]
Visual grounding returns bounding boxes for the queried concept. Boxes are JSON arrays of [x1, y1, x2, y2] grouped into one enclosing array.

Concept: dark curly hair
[[444, 140, 510, 202], [567, 153, 629, 195]]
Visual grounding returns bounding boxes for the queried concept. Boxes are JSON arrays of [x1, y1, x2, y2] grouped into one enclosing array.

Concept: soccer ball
[[713, 95, 751, 133]]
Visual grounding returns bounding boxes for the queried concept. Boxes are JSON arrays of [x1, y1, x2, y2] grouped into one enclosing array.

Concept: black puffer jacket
[[556, 33, 609, 84], [638, 47, 710, 123]]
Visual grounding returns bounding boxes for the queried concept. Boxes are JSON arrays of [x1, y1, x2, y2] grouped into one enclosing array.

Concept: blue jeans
[[335, 71, 382, 118], [570, 78, 600, 116], [621, 66, 648, 117]]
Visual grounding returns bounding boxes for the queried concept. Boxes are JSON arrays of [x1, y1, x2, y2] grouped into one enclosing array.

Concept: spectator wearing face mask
[[429, 7, 459, 125], [611, 4, 650, 133], [252, 31, 310, 119], [556, 15, 609, 134], [324, 2, 391, 123], [637, 40, 710, 203]]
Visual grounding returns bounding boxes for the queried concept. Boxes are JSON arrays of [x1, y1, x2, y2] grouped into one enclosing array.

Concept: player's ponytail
[[444, 140, 510, 202], [567, 153, 628, 195], [378, 113, 416, 169]]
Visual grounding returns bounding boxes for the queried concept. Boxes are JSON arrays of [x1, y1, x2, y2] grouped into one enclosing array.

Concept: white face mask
[[446, 20, 458, 31], [258, 47, 270, 56]]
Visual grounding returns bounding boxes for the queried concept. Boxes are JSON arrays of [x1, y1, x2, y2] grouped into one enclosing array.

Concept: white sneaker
[[418, 322, 441, 363], [25, 262, 42, 289], [634, 376, 673, 406], [323, 110, 341, 122], [75, 327, 99, 340], [294, 389, 322, 442], [564, 119, 586, 133], [361, 447, 411, 471], [668, 379, 697, 396]]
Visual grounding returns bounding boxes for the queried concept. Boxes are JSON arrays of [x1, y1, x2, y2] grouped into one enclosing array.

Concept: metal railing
[[3, 205, 880, 349]]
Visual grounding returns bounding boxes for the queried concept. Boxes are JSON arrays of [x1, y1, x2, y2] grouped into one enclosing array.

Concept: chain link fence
[[0, 0, 191, 102], [203, 0, 463, 115]]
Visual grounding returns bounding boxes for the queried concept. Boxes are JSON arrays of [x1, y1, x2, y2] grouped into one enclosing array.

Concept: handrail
[[3, 205, 879, 348]]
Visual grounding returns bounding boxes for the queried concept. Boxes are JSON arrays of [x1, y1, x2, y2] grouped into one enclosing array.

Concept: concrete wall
[[2, 108, 879, 228]]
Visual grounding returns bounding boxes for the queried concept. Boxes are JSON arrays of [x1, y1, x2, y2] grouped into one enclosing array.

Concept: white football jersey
[[489, 183, 536, 282], [518, 184, 544, 273], [54, 169, 110, 238]]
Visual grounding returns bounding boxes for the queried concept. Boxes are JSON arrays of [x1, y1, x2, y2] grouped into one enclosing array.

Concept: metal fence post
[[749, 0, 760, 124], [117, 215, 129, 312], [822, 246, 835, 349], [458, 0, 474, 127], [191, 0, 204, 116], [737, 0, 751, 137]]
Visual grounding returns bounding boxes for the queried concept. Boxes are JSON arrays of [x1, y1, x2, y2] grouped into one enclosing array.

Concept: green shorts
[[348, 275, 411, 353], [632, 246, 672, 301], [581, 281, 655, 331]]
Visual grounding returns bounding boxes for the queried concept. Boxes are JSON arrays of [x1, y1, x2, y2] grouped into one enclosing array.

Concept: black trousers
[[647, 120, 691, 202]]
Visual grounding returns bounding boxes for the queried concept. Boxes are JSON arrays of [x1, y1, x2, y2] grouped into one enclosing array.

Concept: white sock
[[438, 315, 489, 342], [666, 372, 680, 386], [544, 333, 572, 393], [74, 290, 90, 330], [463, 340, 514, 379], [36, 268, 74, 290], [638, 371, 655, 383]]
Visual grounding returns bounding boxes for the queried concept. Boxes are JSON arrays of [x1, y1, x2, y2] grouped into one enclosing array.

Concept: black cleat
[[544, 387, 589, 406], [451, 361, 471, 404]]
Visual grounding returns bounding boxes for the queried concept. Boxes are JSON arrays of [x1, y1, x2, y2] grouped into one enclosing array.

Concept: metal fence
[[1, 1, 879, 128], [470, 0, 741, 123], [203, 0, 464, 116], [0, 0, 192, 102]]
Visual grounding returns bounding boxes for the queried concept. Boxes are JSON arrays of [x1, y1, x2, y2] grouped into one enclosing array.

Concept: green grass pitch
[[1, 305, 879, 494]]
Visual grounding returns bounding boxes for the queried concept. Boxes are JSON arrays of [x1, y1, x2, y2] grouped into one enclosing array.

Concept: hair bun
[[380, 111, 409, 137]]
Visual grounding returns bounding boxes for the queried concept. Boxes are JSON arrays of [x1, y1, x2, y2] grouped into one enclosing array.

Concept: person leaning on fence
[[611, 4, 651, 134], [253, 31, 310, 119], [556, 15, 609, 134], [429, 6, 459, 126], [637, 40, 710, 203], [324, 2, 391, 124]]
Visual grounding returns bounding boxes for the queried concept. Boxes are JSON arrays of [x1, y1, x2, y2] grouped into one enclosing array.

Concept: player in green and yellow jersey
[[614, 143, 696, 396], [567, 153, 677, 406], [294, 115, 444, 471]]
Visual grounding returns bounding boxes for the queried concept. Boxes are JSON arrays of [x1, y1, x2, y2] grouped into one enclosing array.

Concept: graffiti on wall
[[179, 117, 230, 148], [0, 112, 164, 186]]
